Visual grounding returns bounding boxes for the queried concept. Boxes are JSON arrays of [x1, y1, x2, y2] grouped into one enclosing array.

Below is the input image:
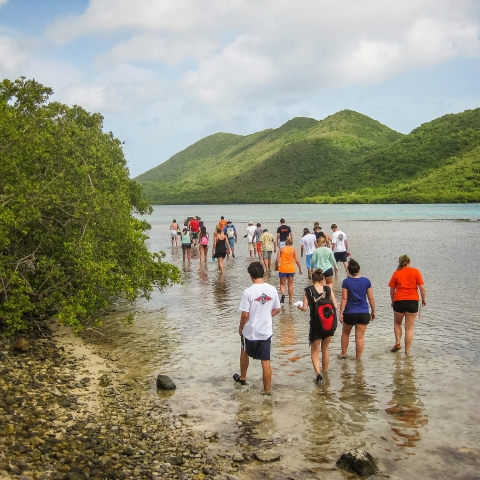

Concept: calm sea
[[90, 204, 480, 479]]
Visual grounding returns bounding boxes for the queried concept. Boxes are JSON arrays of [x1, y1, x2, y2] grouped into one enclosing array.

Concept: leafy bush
[[0, 78, 181, 334]]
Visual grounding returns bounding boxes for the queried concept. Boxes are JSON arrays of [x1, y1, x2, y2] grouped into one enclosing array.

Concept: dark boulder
[[10, 337, 30, 353], [336, 448, 378, 476], [156, 374, 176, 390]]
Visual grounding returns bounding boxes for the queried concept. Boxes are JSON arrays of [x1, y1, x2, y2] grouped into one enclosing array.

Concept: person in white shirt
[[233, 262, 281, 394], [300, 228, 318, 279], [331, 224, 349, 274], [245, 221, 257, 258]]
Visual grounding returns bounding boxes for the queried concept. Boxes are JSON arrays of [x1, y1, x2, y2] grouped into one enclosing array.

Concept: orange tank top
[[279, 246, 296, 273]]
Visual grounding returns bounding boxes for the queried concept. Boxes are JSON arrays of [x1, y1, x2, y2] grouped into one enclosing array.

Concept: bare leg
[[182, 247, 186, 262], [240, 349, 249, 381], [394, 311, 405, 345], [404, 312, 418, 354], [310, 339, 321, 376], [204, 247, 208, 262], [279, 276, 286, 297], [218, 257, 224, 273], [187, 247, 191, 262], [325, 276, 334, 287], [341, 323, 353, 356], [287, 276, 294, 304], [261, 360, 272, 393], [354, 323, 368, 360], [343, 261, 348, 274], [321, 336, 332, 373]]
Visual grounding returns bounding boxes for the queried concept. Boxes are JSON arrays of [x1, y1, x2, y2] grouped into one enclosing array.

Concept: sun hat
[[248, 221, 253, 224]]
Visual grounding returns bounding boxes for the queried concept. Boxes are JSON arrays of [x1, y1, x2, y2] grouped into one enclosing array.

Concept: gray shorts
[[262, 250, 273, 259]]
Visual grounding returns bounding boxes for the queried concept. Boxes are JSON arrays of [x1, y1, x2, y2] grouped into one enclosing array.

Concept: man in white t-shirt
[[300, 228, 318, 279], [331, 223, 349, 274], [233, 262, 281, 394], [245, 221, 257, 258]]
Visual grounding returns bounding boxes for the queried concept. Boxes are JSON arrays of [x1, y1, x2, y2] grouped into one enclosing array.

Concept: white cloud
[[0, 0, 9, 6], [0, 35, 25, 72]]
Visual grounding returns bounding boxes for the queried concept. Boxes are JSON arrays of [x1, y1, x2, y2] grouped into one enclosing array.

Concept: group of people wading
[[170, 216, 426, 394]]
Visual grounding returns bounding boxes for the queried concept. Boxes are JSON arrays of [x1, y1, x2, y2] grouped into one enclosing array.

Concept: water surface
[[92, 204, 480, 479]]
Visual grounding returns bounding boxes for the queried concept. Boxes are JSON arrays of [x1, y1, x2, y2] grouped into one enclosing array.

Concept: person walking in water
[[245, 221, 257, 258], [297, 269, 338, 383], [189, 216, 200, 246], [213, 226, 230, 273], [311, 237, 337, 287], [224, 220, 237, 258], [259, 228, 276, 269], [254, 223, 263, 259], [181, 226, 192, 262], [218, 216, 227, 231], [198, 225, 209, 262], [277, 218, 292, 248], [331, 224, 349, 274], [276, 237, 302, 304], [234, 262, 281, 394], [339, 259, 376, 360], [300, 228, 318, 279], [170, 219, 179, 247], [388, 255, 426, 354]]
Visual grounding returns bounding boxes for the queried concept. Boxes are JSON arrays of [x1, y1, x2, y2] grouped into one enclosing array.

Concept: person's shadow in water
[[385, 356, 428, 449]]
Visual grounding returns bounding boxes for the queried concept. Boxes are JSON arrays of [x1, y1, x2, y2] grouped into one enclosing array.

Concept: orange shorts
[[256, 243, 262, 254]]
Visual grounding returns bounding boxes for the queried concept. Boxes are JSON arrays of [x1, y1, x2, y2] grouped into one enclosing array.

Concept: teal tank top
[[181, 232, 191, 244]]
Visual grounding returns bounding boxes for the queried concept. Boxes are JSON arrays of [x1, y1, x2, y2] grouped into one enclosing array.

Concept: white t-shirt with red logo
[[239, 283, 281, 340]]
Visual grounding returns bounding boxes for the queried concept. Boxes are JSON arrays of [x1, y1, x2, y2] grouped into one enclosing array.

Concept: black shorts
[[182, 243, 191, 250], [334, 251, 347, 263], [393, 300, 419, 313], [323, 267, 334, 278], [343, 313, 370, 325], [243, 336, 271, 361]]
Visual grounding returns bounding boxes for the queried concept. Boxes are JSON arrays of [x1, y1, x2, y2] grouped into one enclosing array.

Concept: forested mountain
[[135, 109, 480, 204]]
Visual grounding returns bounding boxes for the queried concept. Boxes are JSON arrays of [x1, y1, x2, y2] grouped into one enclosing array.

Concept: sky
[[1, 0, 479, 177]]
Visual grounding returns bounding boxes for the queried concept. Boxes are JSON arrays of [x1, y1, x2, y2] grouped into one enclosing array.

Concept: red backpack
[[308, 286, 337, 336]]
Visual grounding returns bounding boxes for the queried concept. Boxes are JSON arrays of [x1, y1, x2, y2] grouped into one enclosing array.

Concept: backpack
[[200, 235, 208, 246], [226, 226, 235, 238], [308, 286, 337, 337]]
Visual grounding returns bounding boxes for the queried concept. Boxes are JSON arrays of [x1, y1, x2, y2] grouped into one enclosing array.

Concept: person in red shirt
[[218, 216, 227, 231], [388, 255, 426, 354], [189, 217, 200, 246]]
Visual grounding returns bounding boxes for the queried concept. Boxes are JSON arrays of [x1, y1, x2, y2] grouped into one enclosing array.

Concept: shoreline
[[0, 320, 246, 480]]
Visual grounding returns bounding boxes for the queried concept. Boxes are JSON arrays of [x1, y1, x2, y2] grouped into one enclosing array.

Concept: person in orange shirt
[[218, 216, 228, 231], [388, 255, 426, 354], [276, 237, 302, 304]]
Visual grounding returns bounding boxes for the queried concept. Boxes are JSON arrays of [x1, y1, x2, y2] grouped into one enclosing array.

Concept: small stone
[[10, 337, 30, 353], [166, 455, 184, 466], [98, 373, 111, 387], [156, 375, 176, 390], [255, 449, 281, 462], [232, 453, 244, 462], [336, 448, 378, 476]]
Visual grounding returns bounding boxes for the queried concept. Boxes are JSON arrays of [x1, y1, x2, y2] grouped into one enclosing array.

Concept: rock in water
[[156, 374, 176, 390], [98, 373, 111, 387], [255, 449, 281, 462], [10, 337, 30, 353], [336, 449, 378, 476]]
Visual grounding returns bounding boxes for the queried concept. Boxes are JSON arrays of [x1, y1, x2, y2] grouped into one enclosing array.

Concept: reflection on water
[[90, 205, 480, 479], [385, 356, 428, 449]]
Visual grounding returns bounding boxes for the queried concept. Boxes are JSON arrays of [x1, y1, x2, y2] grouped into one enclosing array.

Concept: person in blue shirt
[[339, 259, 376, 360], [224, 220, 237, 258]]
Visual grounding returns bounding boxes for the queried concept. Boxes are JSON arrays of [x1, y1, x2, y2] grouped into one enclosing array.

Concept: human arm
[[297, 291, 309, 311], [345, 239, 349, 251], [294, 248, 302, 275], [235, 226, 237, 243], [300, 244, 304, 257], [419, 285, 426, 307], [329, 249, 338, 273], [239, 311, 249, 335], [367, 287, 376, 320], [390, 287, 395, 307], [339, 288, 348, 323], [271, 307, 281, 317], [276, 232, 280, 246], [330, 289, 338, 311]]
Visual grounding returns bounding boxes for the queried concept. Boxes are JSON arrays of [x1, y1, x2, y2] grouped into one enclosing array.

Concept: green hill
[[135, 108, 480, 204]]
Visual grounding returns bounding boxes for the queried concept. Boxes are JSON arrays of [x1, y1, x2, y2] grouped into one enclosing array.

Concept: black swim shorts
[[343, 313, 371, 325], [323, 267, 334, 278], [393, 300, 419, 313], [334, 251, 347, 263], [242, 336, 271, 361]]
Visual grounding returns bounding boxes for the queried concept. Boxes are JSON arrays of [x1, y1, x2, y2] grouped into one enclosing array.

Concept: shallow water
[[91, 204, 480, 479]]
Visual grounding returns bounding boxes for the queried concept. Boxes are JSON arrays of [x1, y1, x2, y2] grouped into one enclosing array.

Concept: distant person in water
[[170, 219, 179, 247], [259, 228, 276, 270], [311, 237, 337, 287], [189, 216, 200, 246], [245, 221, 257, 258], [213, 226, 230, 273], [276, 237, 302, 304], [224, 220, 237, 258], [297, 268, 338, 383], [388, 255, 426, 354], [218, 216, 227, 231], [198, 225, 209, 262], [254, 223, 263, 259], [234, 262, 281, 394], [339, 259, 376, 360], [277, 218, 292, 248], [181, 227, 192, 262], [331, 224, 349, 274], [313, 222, 331, 248], [300, 228, 318, 279]]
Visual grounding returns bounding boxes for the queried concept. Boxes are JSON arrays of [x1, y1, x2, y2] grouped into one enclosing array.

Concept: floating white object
[[293, 301, 303, 307]]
